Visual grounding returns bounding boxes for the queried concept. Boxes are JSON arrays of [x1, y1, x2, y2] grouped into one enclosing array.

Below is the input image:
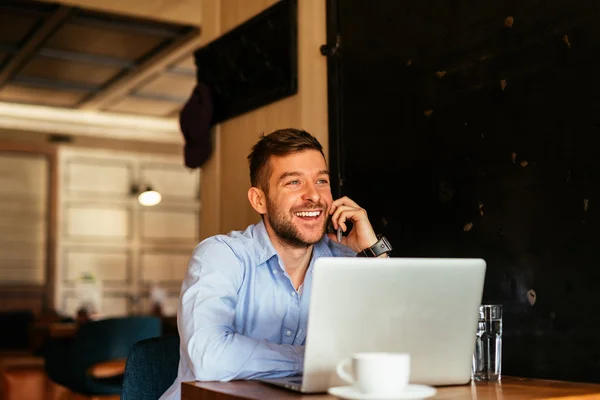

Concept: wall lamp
[[131, 183, 162, 206]]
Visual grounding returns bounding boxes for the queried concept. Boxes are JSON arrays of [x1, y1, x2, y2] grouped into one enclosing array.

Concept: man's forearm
[[184, 329, 304, 381]]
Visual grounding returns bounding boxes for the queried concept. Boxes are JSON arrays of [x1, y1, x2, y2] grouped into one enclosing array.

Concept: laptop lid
[[300, 257, 486, 393]]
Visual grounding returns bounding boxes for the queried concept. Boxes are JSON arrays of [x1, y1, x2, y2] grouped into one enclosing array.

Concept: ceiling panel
[[35, 0, 202, 27], [0, 13, 40, 43], [0, 0, 200, 117], [18, 56, 121, 86], [136, 74, 195, 98], [45, 24, 164, 61], [105, 96, 183, 117], [0, 84, 86, 107]]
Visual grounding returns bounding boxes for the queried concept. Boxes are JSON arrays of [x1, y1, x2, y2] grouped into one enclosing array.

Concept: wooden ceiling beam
[[78, 28, 201, 111], [0, 101, 181, 144], [37, 0, 202, 27], [0, 6, 73, 86]]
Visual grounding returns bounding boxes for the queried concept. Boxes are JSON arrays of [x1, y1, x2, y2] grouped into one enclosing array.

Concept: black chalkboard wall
[[326, 0, 600, 383], [193, 0, 297, 124]]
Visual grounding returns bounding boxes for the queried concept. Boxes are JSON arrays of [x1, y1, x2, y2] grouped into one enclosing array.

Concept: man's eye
[[317, 179, 330, 185], [287, 180, 300, 185]]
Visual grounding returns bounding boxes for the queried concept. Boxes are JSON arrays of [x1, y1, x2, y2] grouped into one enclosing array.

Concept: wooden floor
[[0, 353, 120, 400]]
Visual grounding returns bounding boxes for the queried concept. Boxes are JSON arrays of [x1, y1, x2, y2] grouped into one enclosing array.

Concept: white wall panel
[[141, 210, 197, 241], [101, 296, 129, 317], [66, 206, 130, 239], [140, 165, 198, 200], [141, 252, 189, 282], [65, 250, 128, 283], [66, 160, 131, 196], [57, 147, 199, 316]]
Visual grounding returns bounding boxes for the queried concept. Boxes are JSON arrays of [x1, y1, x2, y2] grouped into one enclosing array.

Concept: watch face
[[374, 236, 392, 256]]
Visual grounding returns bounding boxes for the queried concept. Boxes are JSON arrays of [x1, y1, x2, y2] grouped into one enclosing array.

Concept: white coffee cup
[[336, 352, 410, 395]]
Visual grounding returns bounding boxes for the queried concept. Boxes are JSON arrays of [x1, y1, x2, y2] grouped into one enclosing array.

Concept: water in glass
[[472, 307, 502, 381]]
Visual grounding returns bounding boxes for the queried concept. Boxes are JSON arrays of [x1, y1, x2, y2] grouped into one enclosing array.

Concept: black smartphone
[[327, 219, 343, 242]]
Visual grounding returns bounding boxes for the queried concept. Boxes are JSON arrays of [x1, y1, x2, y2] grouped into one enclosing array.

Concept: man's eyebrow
[[278, 172, 301, 181], [277, 170, 330, 181]]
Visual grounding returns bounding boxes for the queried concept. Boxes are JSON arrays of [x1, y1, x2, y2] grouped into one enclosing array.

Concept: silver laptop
[[260, 257, 486, 393]]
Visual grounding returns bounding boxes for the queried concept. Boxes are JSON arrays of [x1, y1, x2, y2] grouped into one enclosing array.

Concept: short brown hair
[[247, 128, 325, 192]]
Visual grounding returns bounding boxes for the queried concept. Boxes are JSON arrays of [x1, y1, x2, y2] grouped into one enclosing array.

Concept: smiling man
[[160, 129, 390, 400]]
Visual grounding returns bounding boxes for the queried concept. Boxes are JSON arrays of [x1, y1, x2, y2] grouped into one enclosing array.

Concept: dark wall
[[327, 0, 600, 382]]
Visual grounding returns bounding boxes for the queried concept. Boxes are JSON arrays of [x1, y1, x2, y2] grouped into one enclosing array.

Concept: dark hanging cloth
[[179, 82, 214, 169]]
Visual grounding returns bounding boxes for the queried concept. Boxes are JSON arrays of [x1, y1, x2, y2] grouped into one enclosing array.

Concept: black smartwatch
[[356, 235, 393, 257]]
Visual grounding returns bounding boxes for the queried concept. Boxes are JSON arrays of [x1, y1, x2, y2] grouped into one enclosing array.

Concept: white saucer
[[328, 384, 437, 400]]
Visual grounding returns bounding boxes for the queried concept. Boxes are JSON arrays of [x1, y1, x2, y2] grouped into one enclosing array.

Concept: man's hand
[[327, 196, 378, 253]]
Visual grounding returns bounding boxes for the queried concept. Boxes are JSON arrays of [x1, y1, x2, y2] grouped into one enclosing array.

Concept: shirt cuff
[[294, 345, 305, 371]]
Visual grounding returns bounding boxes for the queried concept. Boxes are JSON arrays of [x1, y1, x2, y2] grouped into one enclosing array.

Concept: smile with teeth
[[295, 211, 321, 217]]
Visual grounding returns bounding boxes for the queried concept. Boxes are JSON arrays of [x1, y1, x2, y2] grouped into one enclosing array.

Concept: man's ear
[[248, 187, 267, 214]]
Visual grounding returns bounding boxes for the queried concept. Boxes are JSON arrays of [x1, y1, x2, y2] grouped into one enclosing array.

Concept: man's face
[[263, 150, 333, 247]]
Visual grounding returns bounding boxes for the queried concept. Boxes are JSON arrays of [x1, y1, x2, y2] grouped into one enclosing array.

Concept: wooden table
[[181, 377, 600, 399], [47, 322, 78, 339]]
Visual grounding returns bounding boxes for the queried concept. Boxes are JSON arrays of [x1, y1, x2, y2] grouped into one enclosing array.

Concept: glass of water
[[472, 304, 502, 381]]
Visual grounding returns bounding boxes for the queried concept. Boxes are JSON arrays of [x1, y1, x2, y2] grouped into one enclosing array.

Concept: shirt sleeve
[[178, 239, 304, 381]]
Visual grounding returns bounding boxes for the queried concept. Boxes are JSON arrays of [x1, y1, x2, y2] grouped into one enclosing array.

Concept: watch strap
[[356, 235, 392, 257]]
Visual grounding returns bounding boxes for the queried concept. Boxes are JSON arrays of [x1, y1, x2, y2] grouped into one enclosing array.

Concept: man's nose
[[303, 183, 320, 202]]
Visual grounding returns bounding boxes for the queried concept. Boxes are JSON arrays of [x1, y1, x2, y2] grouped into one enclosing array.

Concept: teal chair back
[[121, 334, 180, 400], [45, 316, 161, 396]]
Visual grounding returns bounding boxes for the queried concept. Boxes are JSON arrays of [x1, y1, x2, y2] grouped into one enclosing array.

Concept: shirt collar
[[253, 219, 279, 266]]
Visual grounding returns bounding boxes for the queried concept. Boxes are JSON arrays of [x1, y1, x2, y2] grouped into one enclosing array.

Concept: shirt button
[[286, 330, 292, 336], [291, 291, 296, 296], [273, 270, 278, 275]]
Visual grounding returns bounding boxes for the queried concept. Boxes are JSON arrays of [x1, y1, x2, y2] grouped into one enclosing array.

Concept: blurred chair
[[121, 334, 180, 400], [44, 316, 161, 397]]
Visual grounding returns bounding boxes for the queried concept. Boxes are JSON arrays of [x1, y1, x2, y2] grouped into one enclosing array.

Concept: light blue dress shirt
[[160, 220, 355, 400]]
